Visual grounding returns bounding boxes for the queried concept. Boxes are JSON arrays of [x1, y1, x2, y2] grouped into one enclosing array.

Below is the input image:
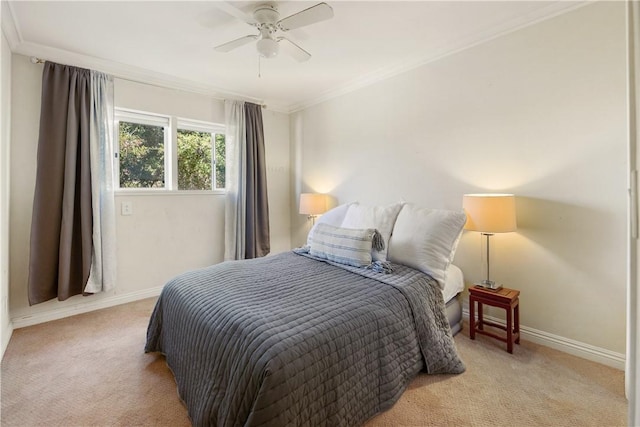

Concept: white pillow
[[340, 202, 403, 261], [388, 204, 466, 288], [307, 202, 356, 246]]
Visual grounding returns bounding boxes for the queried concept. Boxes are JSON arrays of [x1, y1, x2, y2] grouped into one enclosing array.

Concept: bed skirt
[[446, 295, 463, 336]]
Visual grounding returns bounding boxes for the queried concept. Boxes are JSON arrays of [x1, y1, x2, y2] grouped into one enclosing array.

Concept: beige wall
[[9, 54, 291, 322], [1, 30, 12, 357], [291, 2, 627, 354]]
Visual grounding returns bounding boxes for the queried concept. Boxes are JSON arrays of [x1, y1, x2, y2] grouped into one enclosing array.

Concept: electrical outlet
[[121, 201, 133, 216]]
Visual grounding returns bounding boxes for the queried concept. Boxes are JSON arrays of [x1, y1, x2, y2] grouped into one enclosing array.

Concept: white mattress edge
[[442, 264, 464, 303]]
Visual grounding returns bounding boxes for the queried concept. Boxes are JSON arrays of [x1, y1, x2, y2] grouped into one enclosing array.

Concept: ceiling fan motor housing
[[253, 4, 280, 24]]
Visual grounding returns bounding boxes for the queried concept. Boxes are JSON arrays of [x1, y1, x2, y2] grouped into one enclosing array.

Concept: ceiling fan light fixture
[[257, 37, 279, 58]]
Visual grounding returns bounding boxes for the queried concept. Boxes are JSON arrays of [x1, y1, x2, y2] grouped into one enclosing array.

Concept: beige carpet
[[1, 298, 626, 426]]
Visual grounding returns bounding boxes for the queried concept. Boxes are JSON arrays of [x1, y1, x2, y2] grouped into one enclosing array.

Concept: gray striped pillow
[[310, 223, 380, 268]]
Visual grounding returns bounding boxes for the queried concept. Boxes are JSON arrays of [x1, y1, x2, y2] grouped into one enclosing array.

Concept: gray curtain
[[28, 62, 93, 304], [244, 103, 270, 258]]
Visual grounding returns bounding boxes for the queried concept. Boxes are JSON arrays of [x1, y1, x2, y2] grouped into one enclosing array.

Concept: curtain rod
[[29, 56, 267, 109]]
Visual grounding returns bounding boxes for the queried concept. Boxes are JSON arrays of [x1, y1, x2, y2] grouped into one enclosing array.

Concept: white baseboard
[[10, 286, 164, 329], [1, 321, 13, 360], [462, 308, 625, 370], [6, 287, 626, 371]]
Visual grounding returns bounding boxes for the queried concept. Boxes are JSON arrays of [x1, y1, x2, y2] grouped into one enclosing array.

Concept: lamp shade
[[463, 194, 517, 233], [299, 193, 329, 216]]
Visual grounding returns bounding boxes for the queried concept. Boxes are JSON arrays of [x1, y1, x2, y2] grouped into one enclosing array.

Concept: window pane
[[177, 129, 212, 190], [215, 134, 226, 189], [119, 122, 165, 188]]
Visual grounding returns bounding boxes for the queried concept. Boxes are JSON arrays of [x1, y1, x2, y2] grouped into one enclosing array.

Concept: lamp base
[[474, 280, 503, 291]]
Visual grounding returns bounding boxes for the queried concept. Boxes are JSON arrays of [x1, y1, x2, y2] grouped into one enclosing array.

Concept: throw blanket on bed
[[145, 251, 464, 427]]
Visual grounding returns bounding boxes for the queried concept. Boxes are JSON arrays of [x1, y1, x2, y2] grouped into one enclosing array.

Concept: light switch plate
[[121, 201, 133, 216]]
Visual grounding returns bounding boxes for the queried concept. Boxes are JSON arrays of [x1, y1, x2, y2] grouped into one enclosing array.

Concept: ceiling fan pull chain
[[258, 55, 262, 78]]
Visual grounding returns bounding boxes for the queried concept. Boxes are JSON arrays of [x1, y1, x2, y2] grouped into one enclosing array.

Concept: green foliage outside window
[[119, 122, 165, 188], [177, 130, 212, 190], [214, 133, 226, 189], [119, 120, 225, 190], [177, 130, 226, 190]]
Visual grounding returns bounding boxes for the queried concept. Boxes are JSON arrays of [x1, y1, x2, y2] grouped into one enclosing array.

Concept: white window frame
[[114, 109, 226, 194], [176, 118, 226, 191]]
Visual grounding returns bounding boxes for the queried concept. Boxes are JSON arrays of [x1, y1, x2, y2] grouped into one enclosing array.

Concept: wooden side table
[[469, 285, 520, 353]]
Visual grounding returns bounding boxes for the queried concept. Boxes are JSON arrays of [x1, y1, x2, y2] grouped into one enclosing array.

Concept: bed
[[145, 202, 467, 426], [443, 264, 464, 335]]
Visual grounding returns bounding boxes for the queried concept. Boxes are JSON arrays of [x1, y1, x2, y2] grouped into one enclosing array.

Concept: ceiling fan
[[214, 2, 334, 62]]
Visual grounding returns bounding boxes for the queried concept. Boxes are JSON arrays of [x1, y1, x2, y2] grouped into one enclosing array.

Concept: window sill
[[115, 189, 226, 196]]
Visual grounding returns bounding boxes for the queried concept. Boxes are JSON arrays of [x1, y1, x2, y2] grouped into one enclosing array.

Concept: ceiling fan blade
[[277, 2, 334, 31], [278, 37, 311, 62], [214, 35, 258, 53], [212, 2, 257, 25]]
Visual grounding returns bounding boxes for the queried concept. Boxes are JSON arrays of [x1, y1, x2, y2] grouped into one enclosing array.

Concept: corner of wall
[[1, 30, 13, 360]]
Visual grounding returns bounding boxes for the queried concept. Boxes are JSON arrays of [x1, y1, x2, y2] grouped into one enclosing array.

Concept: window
[[115, 109, 225, 191], [177, 120, 226, 190], [117, 111, 168, 189]]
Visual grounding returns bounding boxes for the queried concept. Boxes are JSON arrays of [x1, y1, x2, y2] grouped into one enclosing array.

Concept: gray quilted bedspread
[[145, 251, 464, 427]]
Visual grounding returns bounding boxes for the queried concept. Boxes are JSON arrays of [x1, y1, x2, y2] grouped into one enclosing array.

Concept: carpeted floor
[[1, 297, 627, 426]]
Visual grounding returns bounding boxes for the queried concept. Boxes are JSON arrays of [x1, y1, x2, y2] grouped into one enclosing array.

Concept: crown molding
[[13, 40, 275, 108], [288, 1, 591, 113], [1, 1, 21, 50], [1, 0, 287, 110], [3, 0, 590, 114]]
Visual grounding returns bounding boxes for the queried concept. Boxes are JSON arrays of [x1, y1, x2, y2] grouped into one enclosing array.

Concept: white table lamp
[[299, 193, 329, 225], [463, 193, 517, 290]]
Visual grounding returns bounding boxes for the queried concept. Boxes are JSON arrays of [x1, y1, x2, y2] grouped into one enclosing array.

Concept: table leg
[[507, 305, 513, 354], [478, 302, 484, 331], [514, 299, 520, 345], [469, 296, 476, 340]]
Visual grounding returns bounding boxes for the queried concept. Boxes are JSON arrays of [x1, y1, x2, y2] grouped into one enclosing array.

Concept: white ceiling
[[3, 1, 585, 112]]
